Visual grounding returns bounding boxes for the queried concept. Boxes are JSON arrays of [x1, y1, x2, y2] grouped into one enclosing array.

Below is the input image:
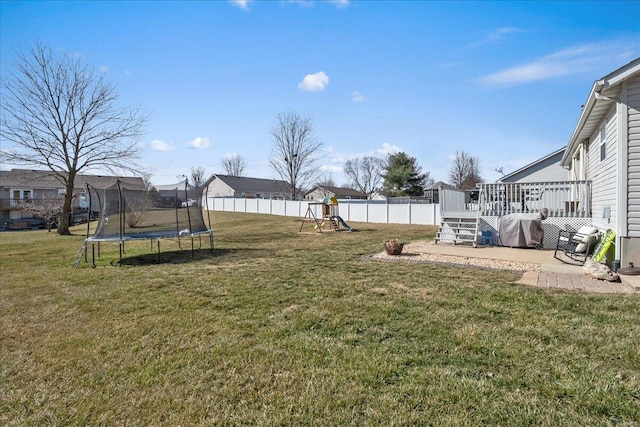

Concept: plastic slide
[[332, 215, 355, 232]]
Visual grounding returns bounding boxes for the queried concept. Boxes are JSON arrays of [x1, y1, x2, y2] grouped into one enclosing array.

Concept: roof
[[154, 180, 189, 191], [307, 185, 367, 198], [562, 57, 640, 166], [499, 148, 565, 182], [208, 174, 291, 194], [0, 169, 145, 190], [424, 181, 456, 191]]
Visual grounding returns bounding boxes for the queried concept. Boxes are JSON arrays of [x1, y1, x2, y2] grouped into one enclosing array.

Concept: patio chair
[[553, 226, 600, 265]]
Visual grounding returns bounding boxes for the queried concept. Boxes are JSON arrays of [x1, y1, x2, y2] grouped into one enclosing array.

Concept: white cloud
[[298, 71, 329, 92], [469, 27, 526, 48], [229, 0, 251, 10], [328, 0, 349, 8], [99, 65, 109, 72], [351, 91, 365, 102], [320, 164, 343, 173], [187, 137, 212, 149], [377, 143, 401, 155], [480, 40, 639, 87], [150, 139, 175, 152]]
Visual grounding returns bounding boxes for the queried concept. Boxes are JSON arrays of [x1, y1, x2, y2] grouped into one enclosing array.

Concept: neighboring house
[[0, 169, 144, 223], [204, 174, 293, 199], [304, 186, 367, 201], [154, 181, 193, 208], [499, 148, 567, 183], [561, 57, 640, 266], [423, 181, 456, 204]]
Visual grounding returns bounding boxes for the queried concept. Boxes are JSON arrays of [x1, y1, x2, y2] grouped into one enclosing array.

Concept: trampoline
[[78, 179, 213, 267]]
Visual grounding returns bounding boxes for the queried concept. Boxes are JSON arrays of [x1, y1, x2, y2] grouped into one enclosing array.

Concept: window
[[600, 124, 606, 161], [10, 189, 33, 206]]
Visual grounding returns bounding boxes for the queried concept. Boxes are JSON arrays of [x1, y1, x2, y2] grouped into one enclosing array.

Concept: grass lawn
[[1, 211, 639, 426]]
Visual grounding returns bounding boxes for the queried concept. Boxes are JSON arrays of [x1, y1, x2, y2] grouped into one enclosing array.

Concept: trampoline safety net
[[86, 179, 211, 241]]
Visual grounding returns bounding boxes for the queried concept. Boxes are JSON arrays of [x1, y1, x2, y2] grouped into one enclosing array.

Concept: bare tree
[[140, 172, 154, 190], [315, 171, 336, 188], [449, 150, 483, 189], [269, 111, 324, 199], [344, 156, 385, 199], [190, 166, 206, 187], [0, 42, 148, 235], [221, 154, 246, 176]]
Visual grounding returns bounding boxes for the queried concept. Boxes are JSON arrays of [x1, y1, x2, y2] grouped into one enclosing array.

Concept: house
[[0, 169, 144, 224], [561, 57, 640, 267], [154, 180, 193, 208], [304, 185, 367, 201], [422, 181, 456, 204], [204, 174, 293, 199], [498, 148, 567, 183]]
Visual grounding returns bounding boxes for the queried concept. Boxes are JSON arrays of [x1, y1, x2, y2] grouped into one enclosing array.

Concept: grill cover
[[499, 211, 546, 248]]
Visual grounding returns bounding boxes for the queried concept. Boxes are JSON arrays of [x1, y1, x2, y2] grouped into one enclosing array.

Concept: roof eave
[[561, 58, 640, 167], [561, 81, 602, 167]]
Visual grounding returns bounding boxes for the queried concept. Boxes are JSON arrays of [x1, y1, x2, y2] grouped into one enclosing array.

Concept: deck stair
[[434, 214, 479, 246]]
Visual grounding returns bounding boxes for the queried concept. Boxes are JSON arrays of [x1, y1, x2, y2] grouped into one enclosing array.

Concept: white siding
[[628, 76, 640, 236], [512, 165, 568, 183], [587, 107, 618, 231], [206, 179, 235, 197]]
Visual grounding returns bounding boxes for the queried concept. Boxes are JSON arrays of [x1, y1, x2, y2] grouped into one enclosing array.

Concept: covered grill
[[499, 209, 548, 249]]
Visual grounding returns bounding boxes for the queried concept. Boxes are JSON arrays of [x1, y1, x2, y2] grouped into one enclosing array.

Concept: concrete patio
[[416, 242, 639, 294]]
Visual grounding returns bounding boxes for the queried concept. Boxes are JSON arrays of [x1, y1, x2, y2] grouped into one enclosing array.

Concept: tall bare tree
[[344, 156, 384, 199], [190, 166, 206, 187], [0, 43, 148, 235], [269, 111, 324, 200], [449, 150, 483, 189], [221, 154, 246, 176]]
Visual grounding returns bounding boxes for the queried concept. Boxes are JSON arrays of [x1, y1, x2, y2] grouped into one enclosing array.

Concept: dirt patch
[[366, 241, 541, 273]]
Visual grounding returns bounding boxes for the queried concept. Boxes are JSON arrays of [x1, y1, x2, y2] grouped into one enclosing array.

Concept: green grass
[[1, 211, 639, 426]]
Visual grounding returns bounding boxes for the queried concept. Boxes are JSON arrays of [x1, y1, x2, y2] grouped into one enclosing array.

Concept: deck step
[[435, 216, 479, 246]]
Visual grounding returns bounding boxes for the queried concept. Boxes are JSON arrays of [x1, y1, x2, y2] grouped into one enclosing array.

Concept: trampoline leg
[[157, 240, 161, 263], [119, 242, 123, 265], [209, 233, 214, 253], [191, 236, 195, 258], [98, 242, 101, 258], [91, 244, 96, 268]]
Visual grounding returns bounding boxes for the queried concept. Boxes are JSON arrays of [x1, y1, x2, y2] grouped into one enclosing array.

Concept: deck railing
[[0, 198, 29, 209], [473, 180, 591, 218]]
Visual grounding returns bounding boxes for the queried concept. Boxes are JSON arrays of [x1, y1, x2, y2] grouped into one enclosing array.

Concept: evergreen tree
[[381, 152, 431, 197]]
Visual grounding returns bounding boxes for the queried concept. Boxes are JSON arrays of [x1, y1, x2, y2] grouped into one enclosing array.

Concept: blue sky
[[1, 0, 639, 186]]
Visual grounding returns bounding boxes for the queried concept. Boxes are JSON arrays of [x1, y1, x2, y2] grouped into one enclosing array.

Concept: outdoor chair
[[553, 226, 600, 265]]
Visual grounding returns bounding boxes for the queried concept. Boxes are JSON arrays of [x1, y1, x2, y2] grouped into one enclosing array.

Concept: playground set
[[299, 197, 356, 233]]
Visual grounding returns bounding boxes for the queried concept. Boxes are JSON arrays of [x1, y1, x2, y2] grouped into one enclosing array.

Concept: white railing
[[473, 180, 591, 218], [207, 197, 442, 226]]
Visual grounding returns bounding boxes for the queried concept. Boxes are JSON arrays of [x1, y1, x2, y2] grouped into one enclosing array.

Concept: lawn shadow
[[117, 247, 272, 266]]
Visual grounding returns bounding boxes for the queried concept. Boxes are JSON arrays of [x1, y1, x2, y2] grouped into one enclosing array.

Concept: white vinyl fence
[[207, 197, 441, 226]]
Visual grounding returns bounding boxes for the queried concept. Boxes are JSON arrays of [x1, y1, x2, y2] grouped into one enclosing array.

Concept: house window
[[10, 189, 32, 206], [599, 124, 606, 161]]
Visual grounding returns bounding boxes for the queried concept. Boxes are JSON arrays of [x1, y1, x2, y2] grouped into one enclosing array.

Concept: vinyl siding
[[628, 76, 640, 236], [587, 107, 618, 231]]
